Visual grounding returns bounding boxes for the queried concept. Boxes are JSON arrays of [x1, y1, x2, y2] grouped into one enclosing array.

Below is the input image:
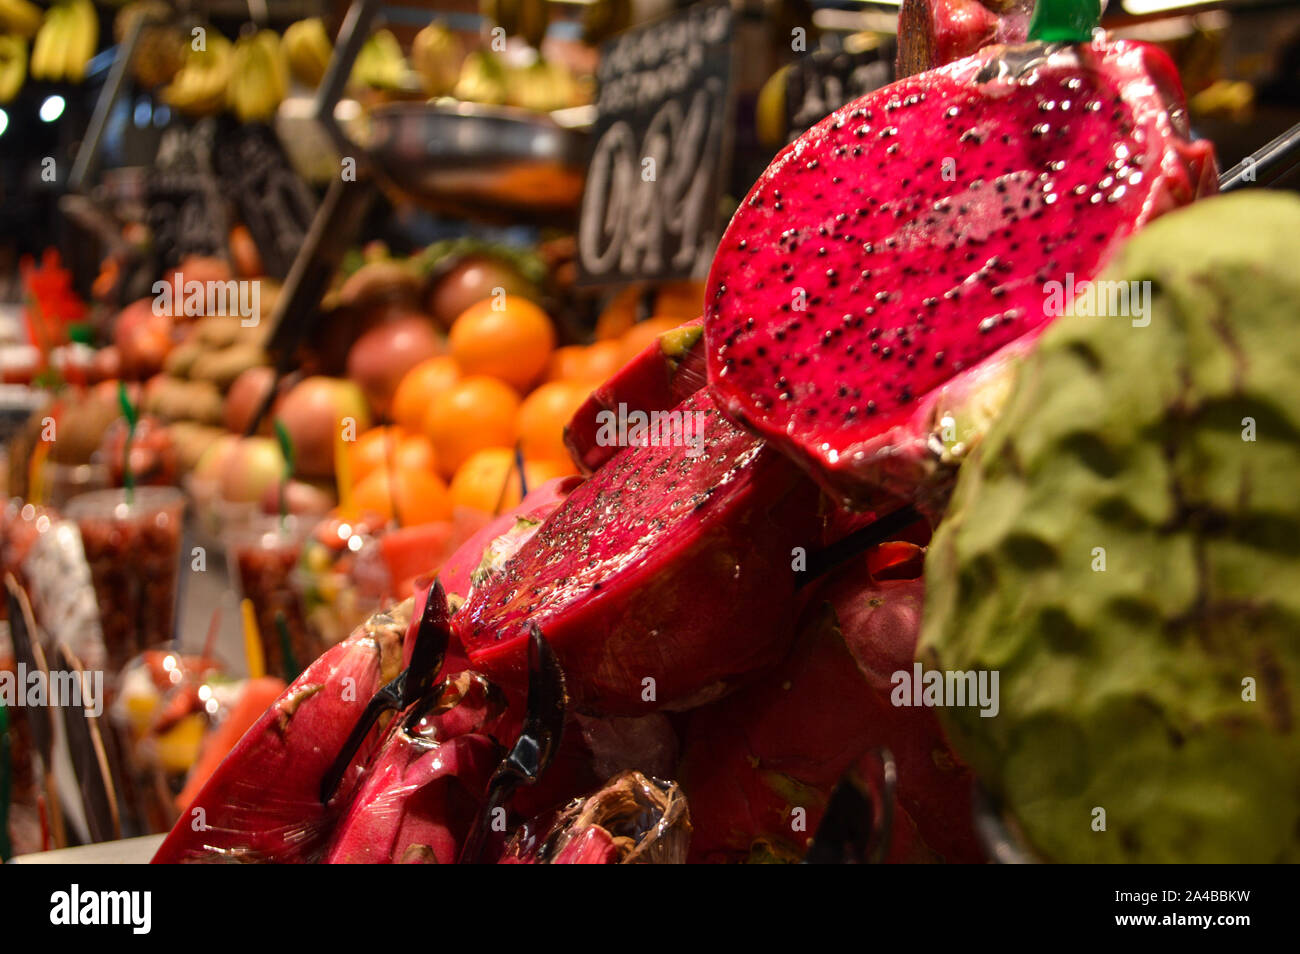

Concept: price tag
[[145, 118, 229, 268], [211, 121, 319, 280], [784, 38, 896, 145], [577, 1, 736, 288]]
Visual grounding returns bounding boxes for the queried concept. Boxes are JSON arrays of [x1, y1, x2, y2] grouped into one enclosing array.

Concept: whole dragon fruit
[[153, 603, 410, 862], [323, 672, 508, 864], [896, 0, 1033, 77], [680, 543, 980, 863], [705, 37, 1217, 512], [456, 387, 823, 714]]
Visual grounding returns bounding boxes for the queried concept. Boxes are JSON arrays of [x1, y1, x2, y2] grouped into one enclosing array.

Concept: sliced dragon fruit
[[152, 604, 410, 863], [456, 387, 823, 714], [896, 0, 1033, 77], [679, 545, 980, 863], [562, 318, 706, 474], [705, 38, 1217, 511]]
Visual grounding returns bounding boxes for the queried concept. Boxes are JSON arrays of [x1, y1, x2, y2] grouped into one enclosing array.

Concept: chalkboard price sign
[[211, 121, 319, 280], [146, 118, 229, 268], [577, 1, 735, 288], [784, 38, 896, 145]]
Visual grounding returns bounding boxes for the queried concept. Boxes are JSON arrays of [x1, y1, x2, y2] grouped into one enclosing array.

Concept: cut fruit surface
[[705, 39, 1216, 510], [457, 388, 821, 713]]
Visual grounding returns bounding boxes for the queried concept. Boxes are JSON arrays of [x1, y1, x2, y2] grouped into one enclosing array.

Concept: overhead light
[[0, 109, 7, 137], [39, 94, 65, 123], [1123, 0, 1217, 14]]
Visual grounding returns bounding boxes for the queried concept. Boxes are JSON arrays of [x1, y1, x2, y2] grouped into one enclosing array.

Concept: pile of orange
[[352, 285, 705, 524]]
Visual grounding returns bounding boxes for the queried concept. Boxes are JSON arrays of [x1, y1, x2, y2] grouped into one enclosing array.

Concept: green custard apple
[[920, 192, 1300, 863]]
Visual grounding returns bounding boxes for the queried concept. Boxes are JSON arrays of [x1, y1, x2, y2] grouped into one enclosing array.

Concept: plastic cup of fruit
[[65, 486, 186, 671], [225, 514, 321, 680]]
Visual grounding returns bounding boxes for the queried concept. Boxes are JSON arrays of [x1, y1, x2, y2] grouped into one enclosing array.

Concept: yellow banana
[[0, 0, 43, 39], [0, 34, 26, 102], [284, 17, 331, 88], [63, 0, 98, 84], [163, 31, 232, 116], [30, 2, 63, 79]]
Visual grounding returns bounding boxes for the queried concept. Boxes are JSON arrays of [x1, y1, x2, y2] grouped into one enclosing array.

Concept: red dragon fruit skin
[[679, 545, 980, 863], [896, 0, 1033, 77], [562, 318, 706, 475], [324, 727, 500, 864], [456, 387, 823, 714], [152, 605, 409, 863], [431, 476, 583, 614], [705, 38, 1217, 511]]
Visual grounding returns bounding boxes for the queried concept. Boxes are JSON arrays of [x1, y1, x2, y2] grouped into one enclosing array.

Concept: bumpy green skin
[[920, 193, 1300, 863]]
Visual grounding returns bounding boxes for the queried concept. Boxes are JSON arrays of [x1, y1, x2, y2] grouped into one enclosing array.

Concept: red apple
[[219, 436, 287, 504], [114, 298, 174, 379], [276, 376, 371, 479], [345, 315, 444, 417]]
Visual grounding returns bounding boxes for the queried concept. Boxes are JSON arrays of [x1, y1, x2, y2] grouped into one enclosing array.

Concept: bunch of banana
[[411, 20, 462, 97], [228, 30, 288, 123], [284, 17, 331, 88], [114, 1, 184, 90], [30, 0, 97, 83], [350, 28, 406, 91], [161, 31, 232, 117], [453, 49, 506, 105], [481, 0, 549, 49], [0, 0, 42, 39], [0, 34, 26, 103], [505, 56, 575, 113]]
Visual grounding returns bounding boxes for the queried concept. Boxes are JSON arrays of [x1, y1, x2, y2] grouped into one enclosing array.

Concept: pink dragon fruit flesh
[[705, 37, 1217, 512], [456, 387, 823, 714]]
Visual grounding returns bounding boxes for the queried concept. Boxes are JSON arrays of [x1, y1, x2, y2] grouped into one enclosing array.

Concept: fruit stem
[[117, 380, 137, 507], [1027, 0, 1102, 44], [274, 418, 295, 532]]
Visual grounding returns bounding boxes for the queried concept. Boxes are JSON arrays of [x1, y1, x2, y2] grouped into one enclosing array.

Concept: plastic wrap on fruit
[[323, 672, 508, 864], [562, 317, 706, 475], [433, 475, 582, 613], [151, 602, 410, 862], [679, 542, 981, 863], [498, 771, 691, 864]]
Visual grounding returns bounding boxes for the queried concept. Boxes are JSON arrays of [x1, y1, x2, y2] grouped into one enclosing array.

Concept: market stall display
[[1, 0, 1298, 874]]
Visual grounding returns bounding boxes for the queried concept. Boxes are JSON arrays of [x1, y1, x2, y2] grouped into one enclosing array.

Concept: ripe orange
[[350, 427, 438, 484], [450, 447, 569, 514], [423, 375, 520, 478], [391, 356, 461, 434], [351, 466, 452, 526], [449, 295, 555, 391], [594, 281, 703, 341], [517, 380, 588, 463], [620, 316, 685, 361], [546, 344, 588, 382], [582, 340, 626, 382]]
